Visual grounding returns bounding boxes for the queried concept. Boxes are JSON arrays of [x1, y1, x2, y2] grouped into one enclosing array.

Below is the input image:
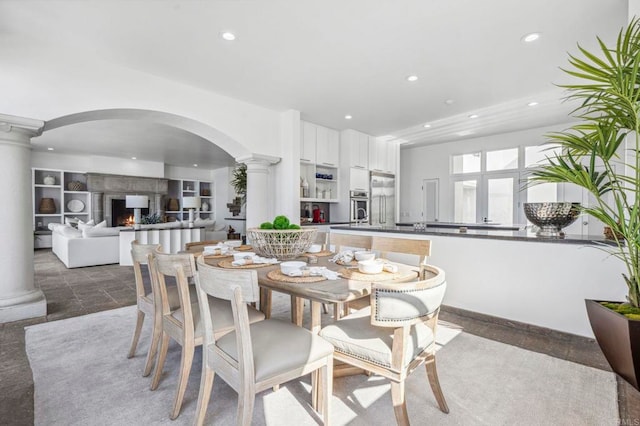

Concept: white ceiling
[[0, 0, 629, 166]]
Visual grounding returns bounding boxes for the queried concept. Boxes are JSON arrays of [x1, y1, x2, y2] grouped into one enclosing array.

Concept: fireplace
[[111, 199, 149, 227]]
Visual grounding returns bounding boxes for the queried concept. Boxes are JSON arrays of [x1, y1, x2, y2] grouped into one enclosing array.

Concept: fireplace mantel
[[86, 174, 169, 225]]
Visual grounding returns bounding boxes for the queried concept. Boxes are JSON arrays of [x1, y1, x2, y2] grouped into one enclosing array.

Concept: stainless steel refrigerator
[[370, 172, 395, 227]]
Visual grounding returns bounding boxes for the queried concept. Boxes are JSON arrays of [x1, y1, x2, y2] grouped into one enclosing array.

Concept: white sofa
[[51, 225, 121, 268], [50, 218, 226, 268]]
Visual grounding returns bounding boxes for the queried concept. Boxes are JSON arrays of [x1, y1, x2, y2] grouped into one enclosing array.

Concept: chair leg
[[194, 363, 215, 426], [260, 288, 272, 319], [150, 332, 169, 391], [170, 343, 195, 420], [142, 311, 163, 376], [321, 356, 333, 424], [390, 381, 409, 426], [127, 309, 145, 358], [425, 356, 449, 413], [237, 388, 255, 426]]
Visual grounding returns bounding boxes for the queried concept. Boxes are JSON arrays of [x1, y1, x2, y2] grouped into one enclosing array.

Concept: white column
[[236, 154, 281, 230], [0, 114, 46, 323]]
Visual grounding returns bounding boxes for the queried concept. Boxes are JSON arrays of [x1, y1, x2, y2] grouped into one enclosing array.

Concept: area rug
[[26, 301, 618, 425]]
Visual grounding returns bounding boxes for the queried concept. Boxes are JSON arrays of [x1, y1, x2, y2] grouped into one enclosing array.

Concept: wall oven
[[350, 190, 370, 223]]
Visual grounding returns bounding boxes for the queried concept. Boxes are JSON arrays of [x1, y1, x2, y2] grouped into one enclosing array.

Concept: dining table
[[205, 252, 421, 333]]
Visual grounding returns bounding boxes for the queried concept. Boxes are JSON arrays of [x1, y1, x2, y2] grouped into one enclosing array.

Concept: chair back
[[194, 257, 258, 382], [371, 265, 446, 328], [371, 236, 431, 278], [131, 240, 162, 298], [329, 233, 372, 252], [149, 250, 197, 335]]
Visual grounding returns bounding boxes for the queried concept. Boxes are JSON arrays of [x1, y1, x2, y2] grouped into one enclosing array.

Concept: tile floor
[[0, 249, 638, 425]]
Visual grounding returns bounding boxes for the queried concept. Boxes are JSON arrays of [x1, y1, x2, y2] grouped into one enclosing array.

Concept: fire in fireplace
[[112, 199, 149, 227]]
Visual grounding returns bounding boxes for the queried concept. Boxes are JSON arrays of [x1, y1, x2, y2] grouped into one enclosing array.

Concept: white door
[[481, 171, 521, 225], [422, 179, 439, 222]]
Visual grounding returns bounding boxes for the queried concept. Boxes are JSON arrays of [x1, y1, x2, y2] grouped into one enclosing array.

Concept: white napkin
[[287, 267, 340, 280], [329, 250, 354, 264], [203, 244, 229, 255], [232, 256, 278, 266]]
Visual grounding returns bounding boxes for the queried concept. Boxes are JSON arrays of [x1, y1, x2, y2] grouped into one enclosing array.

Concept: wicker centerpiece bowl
[[247, 227, 317, 260]]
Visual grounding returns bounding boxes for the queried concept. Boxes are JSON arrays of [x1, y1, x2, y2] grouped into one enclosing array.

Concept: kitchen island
[[329, 225, 626, 338]]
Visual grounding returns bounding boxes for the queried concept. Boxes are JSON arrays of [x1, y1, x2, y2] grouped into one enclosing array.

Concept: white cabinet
[[369, 138, 397, 175], [349, 167, 369, 192], [341, 129, 369, 169], [166, 179, 214, 222], [316, 127, 339, 167], [33, 168, 91, 248], [300, 121, 340, 202], [300, 121, 317, 163]]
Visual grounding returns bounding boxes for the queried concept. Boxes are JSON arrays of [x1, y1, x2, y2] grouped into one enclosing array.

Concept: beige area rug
[[26, 297, 618, 426]]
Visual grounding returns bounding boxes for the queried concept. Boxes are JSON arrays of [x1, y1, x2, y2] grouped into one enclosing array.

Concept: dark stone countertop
[[330, 224, 616, 246], [301, 221, 350, 226]]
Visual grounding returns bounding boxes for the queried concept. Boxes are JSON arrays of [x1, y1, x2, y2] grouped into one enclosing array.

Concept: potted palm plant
[[530, 18, 640, 390]]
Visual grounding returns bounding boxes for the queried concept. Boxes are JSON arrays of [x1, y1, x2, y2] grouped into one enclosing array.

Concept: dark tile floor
[[1, 249, 638, 425]]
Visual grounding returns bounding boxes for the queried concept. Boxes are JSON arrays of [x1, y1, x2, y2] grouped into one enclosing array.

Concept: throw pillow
[[59, 226, 82, 239], [77, 219, 96, 231], [95, 220, 107, 228], [83, 227, 120, 238]]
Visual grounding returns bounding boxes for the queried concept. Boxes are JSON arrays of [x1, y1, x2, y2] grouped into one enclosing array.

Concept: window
[[452, 152, 481, 174], [486, 148, 518, 171], [454, 180, 477, 223], [525, 144, 561, 168]]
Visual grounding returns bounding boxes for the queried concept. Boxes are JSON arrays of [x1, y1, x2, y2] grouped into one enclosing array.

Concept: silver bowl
[[523, 202, 581, 237]]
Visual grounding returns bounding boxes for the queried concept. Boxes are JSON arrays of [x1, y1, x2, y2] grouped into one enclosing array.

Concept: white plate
[[67, 199, 85, 213]]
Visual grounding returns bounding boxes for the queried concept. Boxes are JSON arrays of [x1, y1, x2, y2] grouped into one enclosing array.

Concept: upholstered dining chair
[[370, 236, 432, 279], [193, 257, 334, 426], [345, 236, 433, 314], [319, 265, 449, 426], [127, 241, 164, 376], [149, 251, 265, 420], [328, 232, 373, 318]]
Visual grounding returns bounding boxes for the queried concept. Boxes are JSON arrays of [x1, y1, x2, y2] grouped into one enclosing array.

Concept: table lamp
[[183, 196, 201, 227], [125, 195, 149, 229]]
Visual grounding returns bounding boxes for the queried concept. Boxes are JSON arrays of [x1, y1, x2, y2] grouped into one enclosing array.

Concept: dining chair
[[371, 236, 432, 279], [319, 265, 449, 426], [149, 251, 265, 420], [127, 240, 164, 377], [328, 232, 373, 319], [193, 257, 334, 426]]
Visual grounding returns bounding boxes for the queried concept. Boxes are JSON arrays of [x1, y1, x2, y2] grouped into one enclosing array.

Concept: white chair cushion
[[319, 307, 435, 370], [171, 296, 265, 338], [214, 319, 334, 382]]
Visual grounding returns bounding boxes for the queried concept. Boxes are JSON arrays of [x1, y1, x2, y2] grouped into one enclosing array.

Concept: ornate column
[[236, 154, 281, 230], [0, 114, 46, 323]]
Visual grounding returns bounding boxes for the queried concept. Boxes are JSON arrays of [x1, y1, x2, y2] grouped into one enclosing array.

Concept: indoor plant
[[230, 163, 247, 205], [530, 18, 640, 390]]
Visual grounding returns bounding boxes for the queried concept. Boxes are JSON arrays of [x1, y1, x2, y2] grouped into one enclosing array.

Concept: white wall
[[399, 123, 575, 224], [31, 151, 164, 177]]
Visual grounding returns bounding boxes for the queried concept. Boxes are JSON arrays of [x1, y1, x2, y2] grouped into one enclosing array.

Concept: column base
[[0, 289, 47, 323]]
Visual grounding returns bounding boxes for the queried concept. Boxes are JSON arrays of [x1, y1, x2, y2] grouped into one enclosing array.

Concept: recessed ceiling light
[[468, 114, 479, 119], [407, 75, 418, 82], [131, 157, 137, 160], [221, 32, 236, 41], [522, 32, 540, 43], [193, 164, 198, 167], [345, 115, 352, 120], [527, 101, 539, 107], [47, 147, 54, 151], [423, 124, 431, 128], [445, 99, 454, 105]]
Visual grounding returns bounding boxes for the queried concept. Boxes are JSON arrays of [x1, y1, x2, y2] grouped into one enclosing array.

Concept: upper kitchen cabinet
[[369, 137, 397, 175], [300, 121, 317, 163], [340, 129, 369, 169], [316, 126, 339, 167]]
